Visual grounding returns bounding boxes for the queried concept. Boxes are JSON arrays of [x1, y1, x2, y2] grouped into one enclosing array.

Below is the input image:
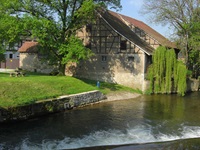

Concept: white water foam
[[16, 125, 200, 150]]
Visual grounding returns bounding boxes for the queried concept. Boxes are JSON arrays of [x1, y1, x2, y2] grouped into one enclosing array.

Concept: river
[[0, 92, 200, 149]]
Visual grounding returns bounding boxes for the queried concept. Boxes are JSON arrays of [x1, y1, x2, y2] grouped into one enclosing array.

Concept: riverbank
[[0, 90, 106, 123], [0, 72, 142, 123], [105, 91, 141, 102], [0, 72, 141, 108], [0, 90, 142, 123]]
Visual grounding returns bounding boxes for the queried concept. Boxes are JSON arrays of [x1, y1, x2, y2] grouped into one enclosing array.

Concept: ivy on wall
[[148, 46, 187, 96]]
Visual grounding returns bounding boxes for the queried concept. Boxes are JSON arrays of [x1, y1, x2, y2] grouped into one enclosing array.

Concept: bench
[[10, 68, 26, 77]]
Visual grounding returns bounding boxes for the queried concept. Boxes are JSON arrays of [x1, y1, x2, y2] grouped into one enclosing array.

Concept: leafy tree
[[142, 0, 200, 77], [0, 13, 23, 62], [0, 0, 121, 74], [0, 49, 5, 62], [148, 46, 187, 96]]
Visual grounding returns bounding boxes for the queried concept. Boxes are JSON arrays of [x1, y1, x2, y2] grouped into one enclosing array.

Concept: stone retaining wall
[[0, 90, 106, 123], [187, 78, 200, 92]]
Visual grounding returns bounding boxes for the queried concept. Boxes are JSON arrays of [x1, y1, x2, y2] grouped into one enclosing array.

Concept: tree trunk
[[58, 63, 66, 75]]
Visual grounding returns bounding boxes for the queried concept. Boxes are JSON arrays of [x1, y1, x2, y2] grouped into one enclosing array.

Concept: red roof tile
[[108, 11, 176, 49], [18, 41, 38, 53]]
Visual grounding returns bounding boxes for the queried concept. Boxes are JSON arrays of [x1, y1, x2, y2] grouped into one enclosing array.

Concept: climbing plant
[[148, 46, 187, 96]]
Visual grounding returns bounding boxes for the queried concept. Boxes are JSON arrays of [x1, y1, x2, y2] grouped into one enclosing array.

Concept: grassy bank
[[0, 73, 141, 108]]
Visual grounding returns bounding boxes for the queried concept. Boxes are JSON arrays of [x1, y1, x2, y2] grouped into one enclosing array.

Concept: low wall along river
[[0, 90, 106, 123]]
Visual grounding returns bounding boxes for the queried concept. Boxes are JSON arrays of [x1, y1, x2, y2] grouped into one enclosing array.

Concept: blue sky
[[115, 0, 171, 38]]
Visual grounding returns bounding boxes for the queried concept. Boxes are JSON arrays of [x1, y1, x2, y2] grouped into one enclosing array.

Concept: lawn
[[0, 72, 141, 108]]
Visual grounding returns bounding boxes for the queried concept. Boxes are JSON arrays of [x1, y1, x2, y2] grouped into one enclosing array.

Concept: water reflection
[[0, 92, 200, 149]]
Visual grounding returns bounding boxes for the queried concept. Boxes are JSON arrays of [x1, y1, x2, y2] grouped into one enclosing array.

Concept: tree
[[0, 0, 121, 74], [148, 46, 187, 96], [0, 49, 5, 62], [141, 0, 200, 77], [0, 13, 24, 62]]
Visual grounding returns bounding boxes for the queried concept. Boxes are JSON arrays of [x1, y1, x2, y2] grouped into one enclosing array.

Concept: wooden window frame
[[120, 40, 127, 51]]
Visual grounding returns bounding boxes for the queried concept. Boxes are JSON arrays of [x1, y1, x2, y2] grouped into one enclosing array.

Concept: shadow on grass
[[78, 78, 143, 95], [78, 78, 126, 91]]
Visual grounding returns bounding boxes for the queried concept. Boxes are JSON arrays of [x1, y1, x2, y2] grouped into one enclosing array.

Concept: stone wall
[[187, 78, 200, 92], [0, 90, 106, 123], [19, 53, 55, 74], [72, 16, 151, 92], [68, 53, 147, 91]]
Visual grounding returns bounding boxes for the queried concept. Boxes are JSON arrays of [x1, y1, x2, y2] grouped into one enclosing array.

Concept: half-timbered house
[[66, 10, 176, 91]]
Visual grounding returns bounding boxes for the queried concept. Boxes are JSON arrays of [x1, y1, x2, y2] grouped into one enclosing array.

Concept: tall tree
[[0, 0, 121, 74], [141, 0, 200, 76]]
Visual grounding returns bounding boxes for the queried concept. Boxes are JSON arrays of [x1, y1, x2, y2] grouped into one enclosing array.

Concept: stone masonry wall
[[0, 90, 106, 123]]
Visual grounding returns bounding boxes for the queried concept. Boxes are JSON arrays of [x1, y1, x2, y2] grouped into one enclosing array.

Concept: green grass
[[0, 72, 141, 108], [80, 78, 143, 95]]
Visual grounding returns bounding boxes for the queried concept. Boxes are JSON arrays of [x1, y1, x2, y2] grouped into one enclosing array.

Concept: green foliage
[[0, 48, 5, 62], [147, 64, 154, 94], [0, 14, 23, 53], [0, 0, 121, 74], [59, 36, 93, 64], [94, 0, 122, 10], [165, 49, 177, 93], [147, 46, 187, 96], [176, 61, 187, 96], [189, 50, 200, 78], [142, 0, 200, 76], [152, 46, 166, 93]]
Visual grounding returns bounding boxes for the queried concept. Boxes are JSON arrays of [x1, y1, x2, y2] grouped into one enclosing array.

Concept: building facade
[[0, 41, 22, 69], [66, 10, 176, 91]]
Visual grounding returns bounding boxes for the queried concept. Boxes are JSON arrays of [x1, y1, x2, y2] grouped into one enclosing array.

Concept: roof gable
[[98, 10, 154, 55], [18, 41, 38, 53], [98, 9, 177, 54]]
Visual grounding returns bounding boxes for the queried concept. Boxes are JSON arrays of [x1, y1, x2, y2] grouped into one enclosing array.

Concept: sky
[[114, 0, 172, 38]]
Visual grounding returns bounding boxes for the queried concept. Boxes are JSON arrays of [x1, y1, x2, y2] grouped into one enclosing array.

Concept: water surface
[[0, 92, 200, 149]]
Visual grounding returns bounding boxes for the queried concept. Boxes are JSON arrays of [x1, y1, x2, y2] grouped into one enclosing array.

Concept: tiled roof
[[99, 10, 154, 55], [98, 10, 176, 55], [114, 12, 176, 49], [18, 41, 38, 53]]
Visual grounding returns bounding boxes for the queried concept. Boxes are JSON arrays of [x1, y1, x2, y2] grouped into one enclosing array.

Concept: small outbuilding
[[18, 41, 55, 73]]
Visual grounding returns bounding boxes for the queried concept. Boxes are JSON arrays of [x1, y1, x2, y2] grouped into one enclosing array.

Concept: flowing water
[[0, 92, 200, 149]]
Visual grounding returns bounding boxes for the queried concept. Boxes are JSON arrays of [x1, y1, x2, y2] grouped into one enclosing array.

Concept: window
[[128, 56, 134, 62], [120, 40, 127, 50], [101, 56, 107, 62], [9, 54, 13, 59]]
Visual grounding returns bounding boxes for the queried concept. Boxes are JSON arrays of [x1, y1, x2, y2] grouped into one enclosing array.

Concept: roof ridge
[[98, 10, 154, 55], [108, 10, 176, 48], [110, 11, 162, 49]]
